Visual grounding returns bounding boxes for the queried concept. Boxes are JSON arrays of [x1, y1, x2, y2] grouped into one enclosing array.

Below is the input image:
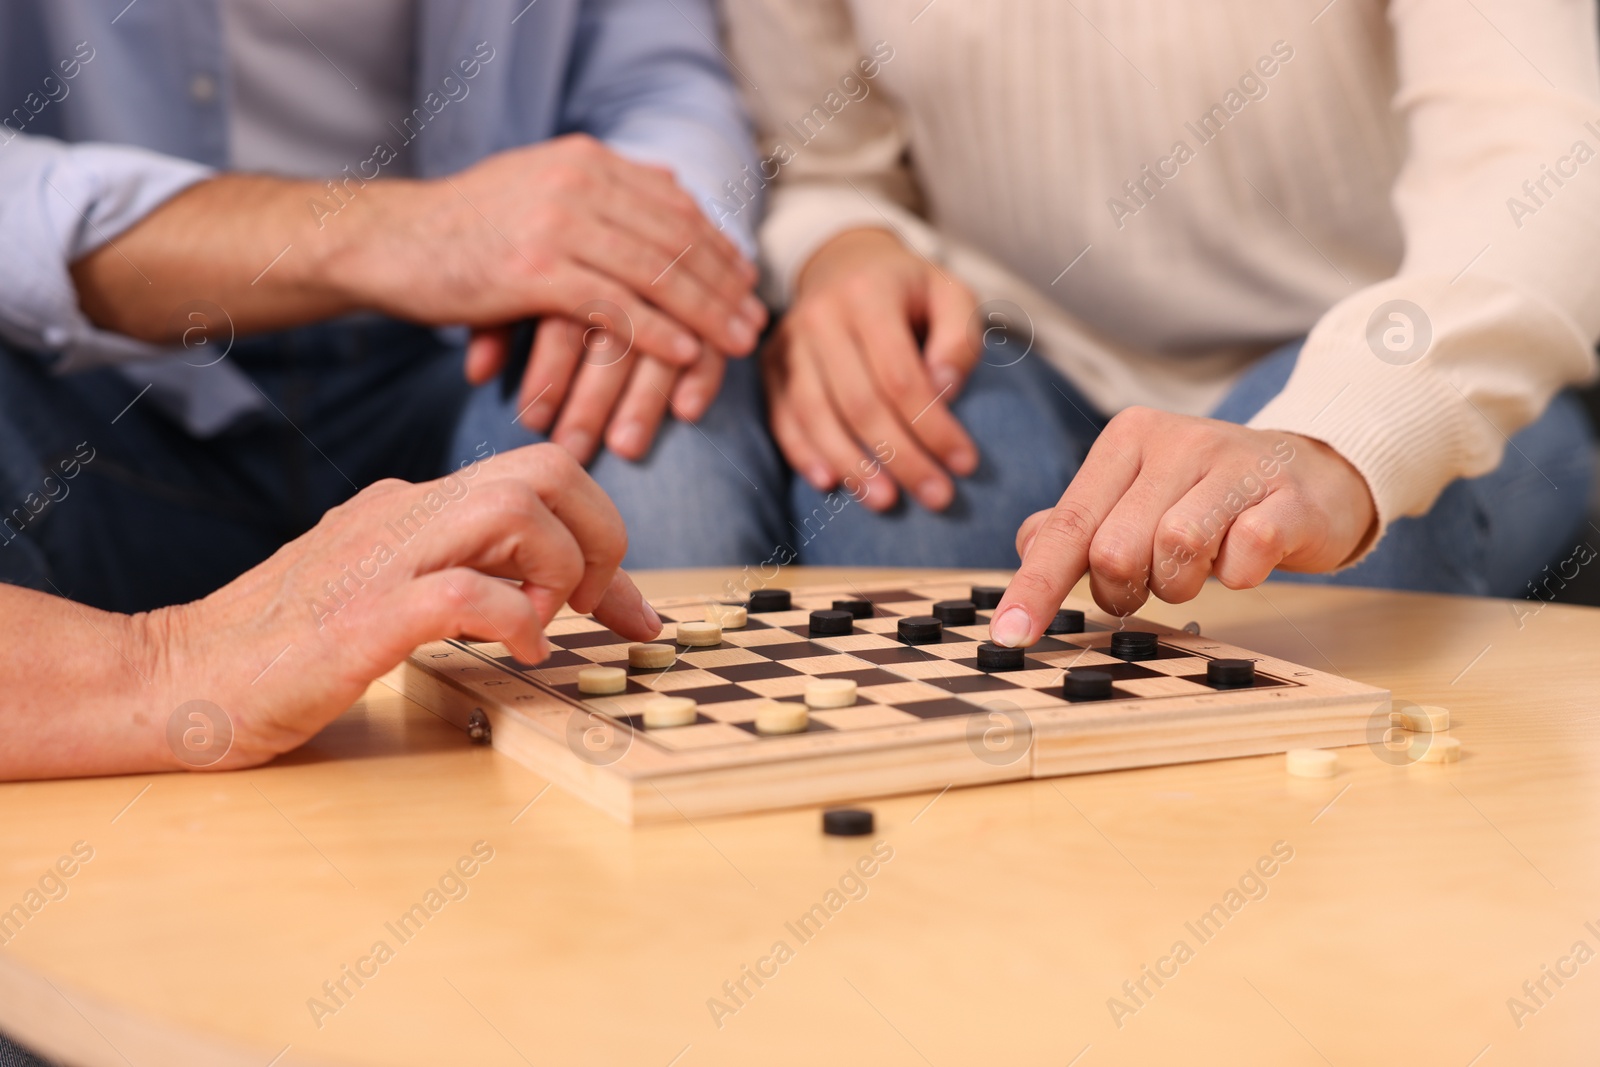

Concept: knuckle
[[354, 477, 408, 501], [874, 361, 919, 401], [563, 132, 601, 157], [842, 275, 880, 306], [436, 575, 475, 614], [1108, 406, 1155, 435], [1088, 535, 1145, 584], [1007, 564, 1060, 600], [526, 201, 568, 237], [530, 440, 583, 480], [1230, 512, 1286, 558], [793, 302, 835, 335], [1037, 500, 1097, 551], [833, 386, 880, 428], [471, 480, 537, 516], [1156, 519, 1209, 561], [668, 191, 701, 221], [548, 164, 587, 193]]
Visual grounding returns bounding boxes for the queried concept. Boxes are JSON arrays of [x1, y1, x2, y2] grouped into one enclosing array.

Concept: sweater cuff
[[758, 183, 942, 307], [1246, 273, 1594, 566]]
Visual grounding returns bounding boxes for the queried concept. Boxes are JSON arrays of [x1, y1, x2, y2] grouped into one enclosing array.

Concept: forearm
[[66, 172, 420, 344], [0, 586, 175, 780]]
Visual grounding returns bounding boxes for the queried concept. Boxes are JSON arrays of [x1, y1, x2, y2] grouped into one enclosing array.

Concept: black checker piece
[[609, 711, 717, 731], [747, 589, 791, 612], [1181, 671, 1289, 692], [833, 599, 875, 619], [851, 589, 926, 604]]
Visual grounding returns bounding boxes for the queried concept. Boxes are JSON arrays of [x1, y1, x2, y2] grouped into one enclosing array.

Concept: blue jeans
[[0, 319, 469, 613], [793, 339, 1596, 598], [0, 321, 785, 613]]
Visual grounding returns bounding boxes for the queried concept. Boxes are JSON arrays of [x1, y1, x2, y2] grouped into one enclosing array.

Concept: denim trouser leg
[[450, 355, 789, 569], [1210, 340, 1596, 597], [0, 320, 469, 613]]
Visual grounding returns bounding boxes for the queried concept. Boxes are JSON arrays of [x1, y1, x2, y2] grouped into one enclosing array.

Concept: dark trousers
[[0, 319, 469, 614]]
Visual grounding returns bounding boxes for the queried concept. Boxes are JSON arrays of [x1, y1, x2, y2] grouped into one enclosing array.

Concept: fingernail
[[675, 334, 700, 361], [534, 635, 553, 664], [525, 403, 553, 431], [930, 364, 960, 394], [807, 464, 833, 491], [641, 599, 662, 634], [610, 420, 646, 457], [947, 448, 978, 476], [991, 606, 1033, 648], [918, 478, 953, 511], [727, 317, 756, 351]]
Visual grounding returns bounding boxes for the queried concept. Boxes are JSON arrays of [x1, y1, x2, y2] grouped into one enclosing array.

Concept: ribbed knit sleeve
[[1247, 0, 1600, 550]]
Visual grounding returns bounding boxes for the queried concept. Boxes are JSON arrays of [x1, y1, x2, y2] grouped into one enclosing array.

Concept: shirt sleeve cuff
[[0, 136, 213, 373], [758, 183, 943, 307]]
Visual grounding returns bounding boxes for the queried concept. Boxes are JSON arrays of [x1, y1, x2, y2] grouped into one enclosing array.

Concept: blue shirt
[[0, 0, 759, 435]]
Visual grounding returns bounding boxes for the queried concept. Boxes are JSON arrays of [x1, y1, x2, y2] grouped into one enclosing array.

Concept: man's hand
[[766, 228, 980, 511], [400, 135, 766, 368], [160, 444, 660, 768], [71, 135, 766, 370], [989, 409, 1378, 647], [0, 444, 660, 780], [463, 317, 729, 463]]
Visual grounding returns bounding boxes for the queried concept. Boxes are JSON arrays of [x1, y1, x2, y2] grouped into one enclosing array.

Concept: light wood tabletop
[[2, 568, 1596, 1066]]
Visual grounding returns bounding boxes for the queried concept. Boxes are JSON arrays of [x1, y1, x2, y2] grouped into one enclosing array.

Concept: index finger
[[989, 439, 1142, 647], [437, 445, 631, 612], [590, 567, 664, 643]]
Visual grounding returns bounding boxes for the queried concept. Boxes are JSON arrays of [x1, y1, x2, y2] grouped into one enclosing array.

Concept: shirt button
[[189, 73, 217, 102]]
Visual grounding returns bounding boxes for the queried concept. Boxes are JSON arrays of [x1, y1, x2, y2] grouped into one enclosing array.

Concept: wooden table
[[2, 569, 1596, 1066]]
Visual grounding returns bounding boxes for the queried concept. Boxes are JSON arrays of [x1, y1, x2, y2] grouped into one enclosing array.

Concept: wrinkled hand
[[463, 316, 730, 464], [766, 228, 980, 511], [153, 445, 660, 768], [989, 409, 1377, 646], [362, 134, 766, 367]]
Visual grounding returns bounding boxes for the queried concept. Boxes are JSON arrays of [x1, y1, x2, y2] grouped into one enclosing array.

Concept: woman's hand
[[765, 228, 981, 511], [989, 409, 1378, 645]]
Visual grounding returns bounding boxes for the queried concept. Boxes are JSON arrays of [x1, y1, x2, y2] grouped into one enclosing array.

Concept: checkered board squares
[[506, 616, 997, 752], [472, 589, 1297, 755], [401, 574, 1391, 824]]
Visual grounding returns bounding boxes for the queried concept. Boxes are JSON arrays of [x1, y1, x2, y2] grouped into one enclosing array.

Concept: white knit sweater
[[720, 0, 1600, 541]]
